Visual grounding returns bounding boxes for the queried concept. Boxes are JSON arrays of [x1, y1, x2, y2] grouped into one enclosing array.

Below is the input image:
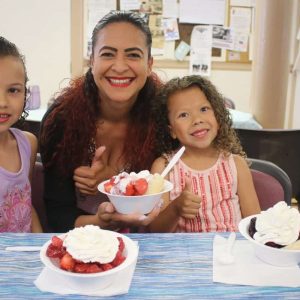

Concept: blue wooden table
[[0, 232, 299, 299]]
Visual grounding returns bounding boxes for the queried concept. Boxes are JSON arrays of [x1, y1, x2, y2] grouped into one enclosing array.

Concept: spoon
[[160, 146, 186, 178], [217, 232, 236, 264]]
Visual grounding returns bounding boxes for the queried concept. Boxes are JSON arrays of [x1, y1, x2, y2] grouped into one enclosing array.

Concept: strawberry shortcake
[[46, 225, 126, 273]]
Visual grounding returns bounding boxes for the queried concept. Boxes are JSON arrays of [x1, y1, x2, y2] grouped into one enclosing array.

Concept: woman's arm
[[234, 155, 261, 217]]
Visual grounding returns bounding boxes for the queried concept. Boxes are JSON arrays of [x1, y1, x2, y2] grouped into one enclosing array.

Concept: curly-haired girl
[[149, 75, 260, 233]]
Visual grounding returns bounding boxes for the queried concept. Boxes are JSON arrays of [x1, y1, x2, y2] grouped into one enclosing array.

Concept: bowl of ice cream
[[98, 171, 173, 214], [238, 201, 300, 267], [40, 225, 139, 291]]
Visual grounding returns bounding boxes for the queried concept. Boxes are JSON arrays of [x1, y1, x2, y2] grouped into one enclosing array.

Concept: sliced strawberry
[[85, 263, 102, 273], [51, 236, 63, 248], [124, 183, 135, 196], [104, 181, 113, 193], [111, 250, 126, 267], [117, 237, 125, 253], [46, 243, 66, 258], [74, 263, 89, 273], [133, 178, 148, 195], [101, 263, 113, 271], [60, 252, 75, 271]]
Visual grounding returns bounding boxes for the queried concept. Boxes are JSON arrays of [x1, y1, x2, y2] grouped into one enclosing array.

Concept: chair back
[[32, 161, 50, 232], [249, 158, 292, 210], [236, 128, 300, 202]]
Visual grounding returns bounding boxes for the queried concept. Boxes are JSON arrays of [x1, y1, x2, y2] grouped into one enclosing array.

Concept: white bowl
[[239, 215, 300, 267], [98, 179, 173, 214], [40, 231, 138, 292]]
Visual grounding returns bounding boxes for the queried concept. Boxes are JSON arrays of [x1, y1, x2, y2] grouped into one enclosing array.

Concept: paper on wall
[[179, 0, 226, 25], [189, 25, 212, 77], [162, 18, 180, 41], [163, 0, 178, 18], [120, 0, 140, 11], [86, 0, 116, 56]]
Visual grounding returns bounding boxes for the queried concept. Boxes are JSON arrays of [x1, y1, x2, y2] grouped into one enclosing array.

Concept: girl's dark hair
[[91, 10, 152, 58], [0, 36, 29, 125], [154, 75, 245, 157], [40, 11, 161, 175]]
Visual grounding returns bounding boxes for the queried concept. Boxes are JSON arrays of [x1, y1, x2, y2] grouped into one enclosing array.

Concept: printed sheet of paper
[[212, 26, 248, 52], [120, 0, 140, 11], [179, 0, 226, 25], [86, 0, 116, 56], [163, 0, 178, 18], [230, 7, 252, 33], [189, 25, 212, 76], [148, 14, 165, 56], [162, 18, 180, 41]]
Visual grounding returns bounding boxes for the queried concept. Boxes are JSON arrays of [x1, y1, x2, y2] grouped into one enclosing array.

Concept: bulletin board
[[82, 0, 253, 72]]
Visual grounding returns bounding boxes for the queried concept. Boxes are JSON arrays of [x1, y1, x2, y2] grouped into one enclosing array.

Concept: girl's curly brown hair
[[153, 75, 245, 158]]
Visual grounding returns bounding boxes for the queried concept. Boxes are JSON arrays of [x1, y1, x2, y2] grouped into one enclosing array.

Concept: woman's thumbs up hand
[[73, 146, 107, 195], [173, 176, 201, 219]]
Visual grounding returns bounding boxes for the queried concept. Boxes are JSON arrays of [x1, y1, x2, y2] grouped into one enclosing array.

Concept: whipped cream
[[253, 201, 300, 246], [63, 225, 119, 263], [111, 170, 153, 195]]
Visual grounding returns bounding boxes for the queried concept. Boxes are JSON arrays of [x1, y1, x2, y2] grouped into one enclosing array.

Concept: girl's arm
[[24, 131, 43, 233], [234, 155, 261, 217]]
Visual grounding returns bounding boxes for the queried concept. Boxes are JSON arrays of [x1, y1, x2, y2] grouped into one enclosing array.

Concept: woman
[[40, 11, 162, 232]]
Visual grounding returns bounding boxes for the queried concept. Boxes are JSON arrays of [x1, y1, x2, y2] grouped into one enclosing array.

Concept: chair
[[32, 161, 50, 232], [248, 158, 292, 210], [235, 128, 300, 203]]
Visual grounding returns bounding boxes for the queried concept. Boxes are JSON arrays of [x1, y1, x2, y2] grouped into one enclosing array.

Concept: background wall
[[0, 0, 71, 106]]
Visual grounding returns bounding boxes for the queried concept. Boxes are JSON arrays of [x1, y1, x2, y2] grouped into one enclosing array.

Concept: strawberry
[[124, 183, 135, 196], [74, 263, 89, 273], [117, 237, 125, 252], [46, 243, 66, 258], [51, 236, 63, 248], [60, 252, 75, 271], [111, 250, 126, 267], [101, 263, 113, 271], [86, 263, 102, 273], [104, 181, 113, 193], [133, 178, 148, 195]]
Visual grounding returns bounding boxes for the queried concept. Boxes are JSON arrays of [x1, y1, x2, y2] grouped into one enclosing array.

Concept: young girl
[[149, 75, 261, 233], [0, 36, 42, 232]]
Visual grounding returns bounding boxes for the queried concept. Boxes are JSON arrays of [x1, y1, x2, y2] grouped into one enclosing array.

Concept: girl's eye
[[8, 87, 21, 94], [178, 112, 189, 118], [200, 106, 210, 112]]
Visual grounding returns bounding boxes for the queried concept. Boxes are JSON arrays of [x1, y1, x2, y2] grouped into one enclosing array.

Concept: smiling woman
[[39, 11, 163, 233]]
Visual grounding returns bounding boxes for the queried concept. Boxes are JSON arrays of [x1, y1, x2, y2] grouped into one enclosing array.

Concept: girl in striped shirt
[[149, 75, 260, 233]]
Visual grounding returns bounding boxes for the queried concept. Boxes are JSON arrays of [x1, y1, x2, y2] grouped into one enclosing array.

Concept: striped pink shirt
[[168, 152, 242, 232]]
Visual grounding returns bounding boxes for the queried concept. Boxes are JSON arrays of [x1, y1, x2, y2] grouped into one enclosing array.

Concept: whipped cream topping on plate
[[63, 225, 119, 263], [253, 201, 300, 245]]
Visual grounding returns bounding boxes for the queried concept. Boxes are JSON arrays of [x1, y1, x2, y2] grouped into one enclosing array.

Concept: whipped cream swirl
[[253, 201, 300, 245], [63, 225, 119, 263]]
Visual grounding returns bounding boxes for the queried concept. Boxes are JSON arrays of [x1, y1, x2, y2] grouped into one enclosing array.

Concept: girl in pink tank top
[[149, 75, 261, 233], [0, 37, 42, 232]]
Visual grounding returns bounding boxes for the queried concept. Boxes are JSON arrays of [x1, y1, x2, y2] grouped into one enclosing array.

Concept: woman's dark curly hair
[[153, 75, 245, 158], [0, 36, 29, 126], [40, 11, 162, 175]]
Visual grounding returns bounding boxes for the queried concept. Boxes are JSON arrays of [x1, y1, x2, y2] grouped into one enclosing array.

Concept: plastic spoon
[[161, 146, 186, 178], [217, 232, 236, 264]]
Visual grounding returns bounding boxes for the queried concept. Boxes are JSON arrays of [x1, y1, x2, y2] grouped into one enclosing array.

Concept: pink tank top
[[169, 152, 242, 232], [0, 128, 32, 232]]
